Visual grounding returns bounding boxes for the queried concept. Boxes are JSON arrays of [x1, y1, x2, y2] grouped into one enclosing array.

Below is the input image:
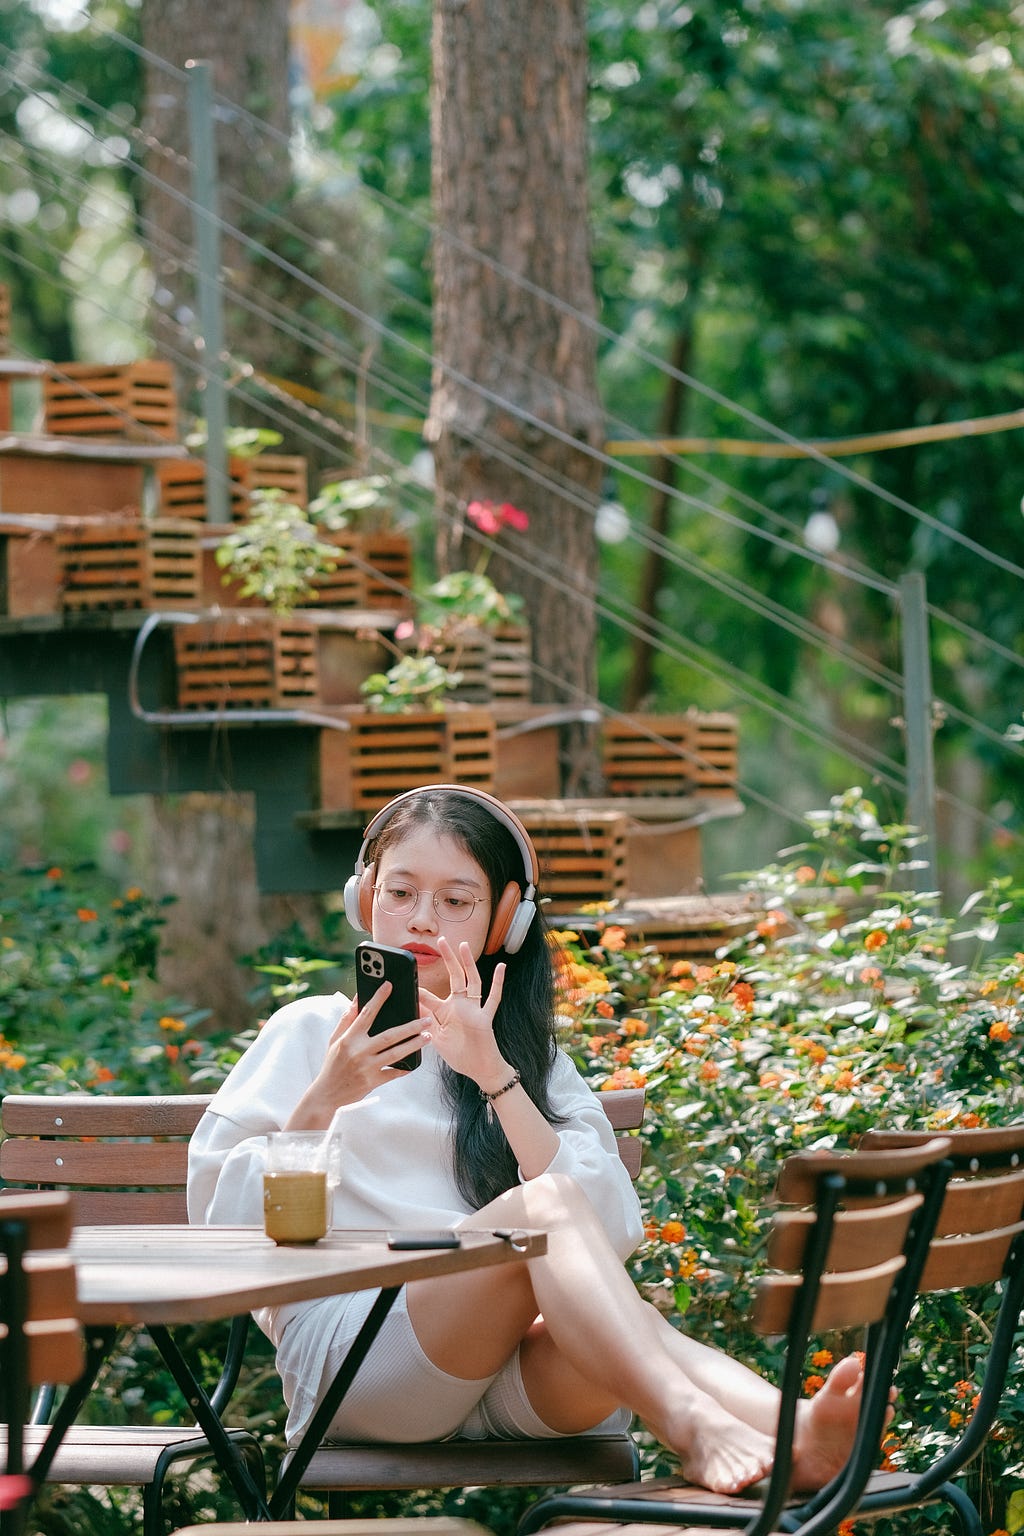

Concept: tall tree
[[427, 0, 604, 765]]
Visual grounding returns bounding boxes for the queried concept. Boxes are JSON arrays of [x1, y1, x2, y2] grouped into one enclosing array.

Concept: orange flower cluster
[[863, 929, 888, 951]]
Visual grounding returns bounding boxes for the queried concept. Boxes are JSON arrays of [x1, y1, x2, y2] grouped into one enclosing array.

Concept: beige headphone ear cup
[[485, 881, 525, 956]]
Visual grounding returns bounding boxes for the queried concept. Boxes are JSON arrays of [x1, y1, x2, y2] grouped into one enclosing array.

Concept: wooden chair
[[281, 1086, 648, 1516], [1, 1191, 84, 1536], [518, 1123, 1024, 1536], [0, 1092, 266, 1536], [515, 1135, 956, 1536]]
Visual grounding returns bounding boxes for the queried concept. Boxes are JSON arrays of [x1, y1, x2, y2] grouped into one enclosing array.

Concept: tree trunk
[[427, 0, 604, 762], [137, 0, 326, 1028], [139, 0, 292, 379]]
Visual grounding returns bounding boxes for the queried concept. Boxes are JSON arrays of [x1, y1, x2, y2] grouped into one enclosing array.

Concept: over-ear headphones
[[343, 785, 539, 955]]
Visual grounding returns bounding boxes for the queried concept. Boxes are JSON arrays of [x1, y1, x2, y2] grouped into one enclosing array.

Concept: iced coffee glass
[[263, 1131, 331, 1244]]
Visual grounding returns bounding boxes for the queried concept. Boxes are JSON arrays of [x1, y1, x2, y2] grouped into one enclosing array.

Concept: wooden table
[[67, 1224, 545, 1520]]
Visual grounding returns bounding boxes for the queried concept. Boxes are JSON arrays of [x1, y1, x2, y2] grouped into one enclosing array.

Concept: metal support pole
[[899, 571, 938, 893], [186, 59, 228, 524]]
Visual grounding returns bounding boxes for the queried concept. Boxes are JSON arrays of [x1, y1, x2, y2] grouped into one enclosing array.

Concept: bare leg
[[403, 1172, 863, 1494]]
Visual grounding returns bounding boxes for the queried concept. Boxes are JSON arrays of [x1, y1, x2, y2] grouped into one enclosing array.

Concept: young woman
[[188, 784, 866, 1495]]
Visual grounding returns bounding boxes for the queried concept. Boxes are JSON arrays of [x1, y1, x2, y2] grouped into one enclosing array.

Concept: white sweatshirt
[[187, 992, 645, 1401]]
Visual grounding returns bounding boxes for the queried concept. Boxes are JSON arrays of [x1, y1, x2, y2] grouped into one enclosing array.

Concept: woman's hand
[[418, 937, 513, 1092], [285, 986, 427, 1129]]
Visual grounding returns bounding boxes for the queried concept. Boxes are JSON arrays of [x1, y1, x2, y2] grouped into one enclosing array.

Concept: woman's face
[[371, 825, 493, 996]]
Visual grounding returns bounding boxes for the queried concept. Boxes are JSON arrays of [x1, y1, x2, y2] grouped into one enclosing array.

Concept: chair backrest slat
[[0, 1191, 83, 1391], [768, 1192, 923, 1273], [755, 1254, 906, 1336], [1, 1093, 207, 1225]]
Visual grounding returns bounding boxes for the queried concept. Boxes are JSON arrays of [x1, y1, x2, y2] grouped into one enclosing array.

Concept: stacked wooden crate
[[43, 361, 178, 441]]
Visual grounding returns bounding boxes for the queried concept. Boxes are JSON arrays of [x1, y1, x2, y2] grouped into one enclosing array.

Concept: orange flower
[[88, 1065, 116, 1086], [795, 865, 817, 884], [864, 929, 888, 952], [158, 1015, 187, 1033], [729, 981, 756, 1010], [621, 1017, 648, 1036], [596, 999, 615, 1018], [164, 1043, 180, 1062], [125, 886, 143, 901], [958, 1111, 982, 1129], [670, 960, 693, 977], [804, 1374, 825, 1396], [954, 1380, 974, 1400], [613, 1046, 634, 1064], [660, 1221, 686, 1244], [47, 866, 63, 880], [989, 1020, 1012, 1042], [811, 1349, 834, 1367], [699, 1061, 721, 1083], [600, 1068, 647, 1091], [759, 1071, 782, 1089], [76, 907, 98, 922], [808, 1043, 827, 1064], [600, 926, 627, 952], [834, 1070, 857, 1090], [948, 1410, 964, 1428], [756, 909, 787, 937], [694, 965, 715, 984], [894, 915, 913, 931], [859, 966, 882, 984]]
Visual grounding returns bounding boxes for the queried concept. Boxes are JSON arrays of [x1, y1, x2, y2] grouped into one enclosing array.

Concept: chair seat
[[293, 1433, 640, 1490], [1, 1424, 260, 1486]]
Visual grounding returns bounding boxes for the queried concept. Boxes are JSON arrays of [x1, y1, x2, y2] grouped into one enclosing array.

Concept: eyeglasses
[[373, 882, 486, 923]]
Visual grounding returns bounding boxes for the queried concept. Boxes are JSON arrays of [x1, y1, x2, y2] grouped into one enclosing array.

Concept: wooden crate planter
[[516, 807, 629, 914], [317, 706, 496, 814], [415, 624, 531, 706], [57, 518, 148, 611], [156, 455, 309, 521], [172, 616, 320, 711], [244, 454, 309, 507], [146, 520, 202, 609], [570, 894, 760, 960], [43, 361, 178, 441], [602, 711, 738, 797], [1, 516, 62, 617], [308, 532, 413, 614], [156, 458, 249, 522]]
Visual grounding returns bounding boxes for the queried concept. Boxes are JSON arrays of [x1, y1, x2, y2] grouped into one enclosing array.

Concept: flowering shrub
[[550, 787, 1024, 1531], [0, 863, 239, 1097]]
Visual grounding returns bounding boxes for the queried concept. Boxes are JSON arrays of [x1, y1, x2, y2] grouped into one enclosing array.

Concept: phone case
[[355, 942, 421, 1071]]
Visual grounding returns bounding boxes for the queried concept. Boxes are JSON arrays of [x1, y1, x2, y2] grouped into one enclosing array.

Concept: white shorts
[[279, 1286, 631, 1446]]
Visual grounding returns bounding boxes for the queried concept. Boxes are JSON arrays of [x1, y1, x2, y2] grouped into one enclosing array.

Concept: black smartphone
[[355, 941, 421, 1071], [387, 1230, 462, 1250]]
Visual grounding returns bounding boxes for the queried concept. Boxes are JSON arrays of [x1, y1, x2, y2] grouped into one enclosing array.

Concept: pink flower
[[466, 499, 529, 535]]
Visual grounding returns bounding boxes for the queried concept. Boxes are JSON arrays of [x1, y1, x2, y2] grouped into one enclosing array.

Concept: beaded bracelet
[[480, 1071, 521, 1123]]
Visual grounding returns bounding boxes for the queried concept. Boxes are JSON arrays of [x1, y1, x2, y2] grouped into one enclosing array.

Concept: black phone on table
[[355, 941, 421, 1071]]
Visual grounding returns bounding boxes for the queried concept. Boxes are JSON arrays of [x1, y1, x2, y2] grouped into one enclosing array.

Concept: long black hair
[[365, 788, 562, 1208]]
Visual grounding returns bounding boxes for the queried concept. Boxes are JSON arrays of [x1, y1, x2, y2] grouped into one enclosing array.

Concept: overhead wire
[[2, 41, 1021, 842]]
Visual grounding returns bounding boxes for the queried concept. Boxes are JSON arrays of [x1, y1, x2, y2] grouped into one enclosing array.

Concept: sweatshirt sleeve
[[534, 1050, 646, 1260], [187, 993, 343, 1227]]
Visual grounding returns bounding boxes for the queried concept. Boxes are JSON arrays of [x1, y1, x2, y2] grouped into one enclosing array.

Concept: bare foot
[[791, 1353, 870, 1492], [651, 1389, 775, 1495]]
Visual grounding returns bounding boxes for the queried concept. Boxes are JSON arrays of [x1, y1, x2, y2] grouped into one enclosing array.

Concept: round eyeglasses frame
[[373, 884, 486, 922]]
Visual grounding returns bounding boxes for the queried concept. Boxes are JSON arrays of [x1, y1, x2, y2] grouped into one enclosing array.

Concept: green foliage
[[0, 862, 243, 1099], [358, 652, 462, 713], [419, 570, 525, 633], [213, 489, 341, 614], [309, 474, 397, 532], [7, 786, 1024, 1533], [551, 787, 1024, 1528]]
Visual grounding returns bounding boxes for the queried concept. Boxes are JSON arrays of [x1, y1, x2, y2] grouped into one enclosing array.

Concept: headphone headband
[[354, 784, 539, 896]]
